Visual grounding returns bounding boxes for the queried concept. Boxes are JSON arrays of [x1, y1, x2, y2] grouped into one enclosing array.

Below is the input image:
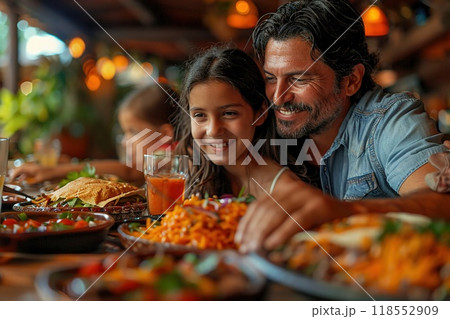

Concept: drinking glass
[[34, 138, 61, 167], [144, 154, 189, 215], [0, 138, 9, 213]]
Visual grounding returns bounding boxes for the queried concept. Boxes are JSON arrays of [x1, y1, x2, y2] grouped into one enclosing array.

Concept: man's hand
[[236, 140, 450, 252], [235, 179, 362, 252]]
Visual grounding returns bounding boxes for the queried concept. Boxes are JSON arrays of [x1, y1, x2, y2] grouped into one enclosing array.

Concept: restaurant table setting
[[1, 153, 449, 301]]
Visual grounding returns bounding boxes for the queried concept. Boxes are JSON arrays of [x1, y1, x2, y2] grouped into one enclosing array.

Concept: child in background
[[176, 47, 304, 198], [10, 83, 178, 186]]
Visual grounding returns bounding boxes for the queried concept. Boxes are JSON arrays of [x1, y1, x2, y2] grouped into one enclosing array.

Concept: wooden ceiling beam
[[116, 0, 156, 26], [17, 0, 90, 40], [96, 26, 214, 43]]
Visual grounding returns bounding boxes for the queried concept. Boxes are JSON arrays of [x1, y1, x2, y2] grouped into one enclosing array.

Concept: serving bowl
[[13, 201, 147, 223], [0, 211, 114, 253]]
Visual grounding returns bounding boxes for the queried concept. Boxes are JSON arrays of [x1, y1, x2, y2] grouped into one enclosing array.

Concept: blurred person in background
[[10, 82, 178, 186]]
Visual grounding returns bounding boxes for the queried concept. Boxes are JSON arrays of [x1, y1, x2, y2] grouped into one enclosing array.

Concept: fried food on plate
[[32, 177, 145, 208]]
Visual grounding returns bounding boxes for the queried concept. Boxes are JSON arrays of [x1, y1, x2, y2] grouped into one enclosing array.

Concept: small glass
[[34, 138, 61, 167], [0, 138, 9, 212], [144, 154, 189, 215]]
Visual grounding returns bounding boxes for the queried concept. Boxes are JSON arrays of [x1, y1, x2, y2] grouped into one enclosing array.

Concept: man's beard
[[273, 92, 344, 139]]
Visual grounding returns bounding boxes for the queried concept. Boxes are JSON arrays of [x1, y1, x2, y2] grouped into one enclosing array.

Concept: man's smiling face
[[264, 37, 348, 138]]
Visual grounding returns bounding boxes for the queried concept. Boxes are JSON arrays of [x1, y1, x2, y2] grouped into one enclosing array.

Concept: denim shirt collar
[[321, 86, 385, 162], [321, 103, 354, 162]]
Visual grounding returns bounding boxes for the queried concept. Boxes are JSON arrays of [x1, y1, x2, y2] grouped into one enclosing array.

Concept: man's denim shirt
[[321, 86, 446, 200]]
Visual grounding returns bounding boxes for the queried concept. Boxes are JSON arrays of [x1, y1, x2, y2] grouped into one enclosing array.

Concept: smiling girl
[[176, 47, 304, 198]]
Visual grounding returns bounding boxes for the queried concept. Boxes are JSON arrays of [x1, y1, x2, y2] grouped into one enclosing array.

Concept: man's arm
[[236, 142, 450, 253], [235, 179, 450, 253], [399, 162, 439, 195]]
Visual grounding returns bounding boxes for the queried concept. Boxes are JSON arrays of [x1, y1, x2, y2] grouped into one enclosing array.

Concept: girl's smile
[[189, 80, 264, 167]]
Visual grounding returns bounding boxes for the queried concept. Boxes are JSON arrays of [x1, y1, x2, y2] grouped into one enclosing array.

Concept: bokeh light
[[20, 81, 33, 95], [235, 1, 250, 15], [113, 55, 129, 72], [68, 37, 85, 58], [85, 73, 101, 91], [97, 57, 116, 80]]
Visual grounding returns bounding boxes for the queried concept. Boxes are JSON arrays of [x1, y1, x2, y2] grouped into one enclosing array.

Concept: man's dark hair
[[253, 0, 379, 102]]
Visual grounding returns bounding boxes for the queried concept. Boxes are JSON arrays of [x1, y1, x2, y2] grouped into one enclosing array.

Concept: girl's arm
[[10, 160, 144, 185]]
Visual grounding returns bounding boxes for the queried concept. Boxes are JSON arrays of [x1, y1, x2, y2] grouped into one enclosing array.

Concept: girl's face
[[118, 108, 161, 166], [189, 80, 265, 167]]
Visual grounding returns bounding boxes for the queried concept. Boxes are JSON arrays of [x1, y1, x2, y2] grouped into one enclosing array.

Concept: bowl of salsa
[[0, 211, 114, 253]]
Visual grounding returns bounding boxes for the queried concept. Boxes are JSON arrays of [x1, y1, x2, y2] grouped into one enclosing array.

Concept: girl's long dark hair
[[175, 47, 282, 196]]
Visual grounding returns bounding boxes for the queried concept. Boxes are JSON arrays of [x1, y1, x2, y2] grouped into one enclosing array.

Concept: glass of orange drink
[[144, 154, 189, 215]]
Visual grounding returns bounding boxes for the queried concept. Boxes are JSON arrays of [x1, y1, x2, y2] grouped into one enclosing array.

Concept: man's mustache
[[272, 102, 312, 113]]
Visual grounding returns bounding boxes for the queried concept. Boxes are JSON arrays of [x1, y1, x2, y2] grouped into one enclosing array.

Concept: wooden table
[[0, 183, 310, 301]]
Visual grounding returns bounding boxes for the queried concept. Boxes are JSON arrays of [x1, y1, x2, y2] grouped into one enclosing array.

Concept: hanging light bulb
[[226, 0, 259, 29], [362, 5, 389, 37]]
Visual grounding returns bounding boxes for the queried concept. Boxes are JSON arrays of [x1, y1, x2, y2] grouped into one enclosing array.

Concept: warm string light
[[85, 73, 101, 91], [97, 57, 116, 80], [68, 37, 86, 58], [112, 55, 129, 72], [83, 58, 101, 91]]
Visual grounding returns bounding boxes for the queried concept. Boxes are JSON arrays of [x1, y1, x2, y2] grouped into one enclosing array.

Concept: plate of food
[[118, 195, 250, 254], [248, 214, 450, 301], [0, 211, 114, 253], [13, 177, 147, 223], [38, 164, 122, 195], [35, 250, 265, 301]]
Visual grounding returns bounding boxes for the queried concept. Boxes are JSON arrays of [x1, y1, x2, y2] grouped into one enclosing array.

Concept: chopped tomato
[[59, 218, 75, 226], [2, 219, 18, 227], [15, 226, 25, 234], [78, 262, 104, 277], [25, 219, 42, 228], [74, 220, 89, 229]]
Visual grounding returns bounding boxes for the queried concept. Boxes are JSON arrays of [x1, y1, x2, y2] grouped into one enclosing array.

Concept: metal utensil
[[3, 185, 34, 199], [436, 150, 450, 193]]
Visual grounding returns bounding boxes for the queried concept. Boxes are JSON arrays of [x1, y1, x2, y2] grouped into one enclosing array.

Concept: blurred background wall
[[0, 0, 448, 160]]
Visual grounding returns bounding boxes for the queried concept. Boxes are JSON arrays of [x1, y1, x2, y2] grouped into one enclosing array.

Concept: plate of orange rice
[[117, 195, 250, 254]]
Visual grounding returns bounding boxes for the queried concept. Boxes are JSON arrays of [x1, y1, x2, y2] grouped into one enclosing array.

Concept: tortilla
[[49, 177, 145, 207]]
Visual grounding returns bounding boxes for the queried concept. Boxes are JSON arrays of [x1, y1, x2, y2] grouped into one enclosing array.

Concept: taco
[[34, 177, 145, 208]]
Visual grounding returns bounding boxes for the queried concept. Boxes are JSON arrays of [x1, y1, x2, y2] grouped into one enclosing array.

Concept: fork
[[436, 150, 450, 192]]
